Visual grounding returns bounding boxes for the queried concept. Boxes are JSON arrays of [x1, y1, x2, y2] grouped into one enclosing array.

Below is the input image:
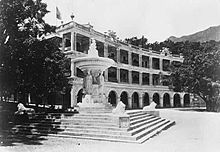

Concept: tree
[[0, 0, 69, 104], [124, 36, 148, 48], [169, 41, 220, 112]]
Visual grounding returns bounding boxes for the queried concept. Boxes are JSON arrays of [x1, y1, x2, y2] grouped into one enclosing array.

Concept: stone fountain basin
[[73, 57, 115, 72]]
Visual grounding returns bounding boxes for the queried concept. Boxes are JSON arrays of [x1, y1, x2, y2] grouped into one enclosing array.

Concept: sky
[[43, 0, 220, 43]]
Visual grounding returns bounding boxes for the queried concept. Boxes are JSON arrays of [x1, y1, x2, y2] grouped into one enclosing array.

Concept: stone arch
[[174, 93, 181, 107], [163, 93, 171, 108], [153, 93, 160, 107], [76, 88, 84, 103], [120, 91, 129, 109], [184, 94, 190, 107], [108, 90, 117, 107], [132, 92, 139, 109], [143, 93, 150, 106]]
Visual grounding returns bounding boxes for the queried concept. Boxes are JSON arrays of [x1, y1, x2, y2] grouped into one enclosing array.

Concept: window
[[108, 67, 117, 82], [120, 69, 129, 83], [132, 71, 139, 84], [120, 49, 128, 64], [152, 58, 160, 70], [132, 53, 139, 67], [142, 73, 150, 85]]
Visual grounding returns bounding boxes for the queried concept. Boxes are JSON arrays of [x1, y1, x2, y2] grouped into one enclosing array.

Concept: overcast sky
[[43, 0, 220, 43]]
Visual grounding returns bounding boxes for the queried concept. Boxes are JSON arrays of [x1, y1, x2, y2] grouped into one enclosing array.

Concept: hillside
[[168, 25, 220, 42]]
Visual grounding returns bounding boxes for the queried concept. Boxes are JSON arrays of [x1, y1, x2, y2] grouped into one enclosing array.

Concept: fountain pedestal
[[73, 39, 115, 113]]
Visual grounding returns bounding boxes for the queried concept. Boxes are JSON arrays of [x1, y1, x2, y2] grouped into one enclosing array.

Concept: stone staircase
[[8, 110, 175, 143]]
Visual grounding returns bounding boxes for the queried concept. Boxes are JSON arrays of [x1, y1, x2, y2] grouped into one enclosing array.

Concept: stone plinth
[[112, 115, 130, 128], [143, 111, 160, 117]]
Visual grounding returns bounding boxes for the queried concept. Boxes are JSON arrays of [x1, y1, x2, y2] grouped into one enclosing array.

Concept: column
[[170, 97, 174, 107], [128, 51, 132, 65], [149, 73, 153, 85], [117, 68, 120, 83], [62, 34, 65, 52], [70, 58, 75, 77], [71, 32, 76, 51], [104, 43, 108, 57], [180, 97, 184, 107], [117, 48, 120, 63], [139, 72, 142, 85], [128, 97, 132, 109], [139, 96, 143, 108], [149, 57, 152, 69], [160, 58, 163, 71], [160, 97, 164, 108], [117, 97, 120, 105], [139, 54, 142, 67], [70, 87, 76, 107], [149, 96, 153, 103], [128, 70, 132, 84]]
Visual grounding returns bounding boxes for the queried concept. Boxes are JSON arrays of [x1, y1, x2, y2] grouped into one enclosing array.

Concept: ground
[[1, 108, 220, 152]]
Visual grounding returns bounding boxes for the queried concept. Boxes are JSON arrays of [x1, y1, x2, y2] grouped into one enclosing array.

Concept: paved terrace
[[1, 108, 219, 152]]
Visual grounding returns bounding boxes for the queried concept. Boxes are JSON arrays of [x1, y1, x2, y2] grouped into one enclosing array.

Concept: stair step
[[137, 121, 175, 143], [130, 113, 151, 121], [59, 130, 135, 141], [130, 118, 166, 135], [129, 117, 161, 130], [64, 128, 130, 136], [130, 115, 156, 125], [134, 120, 171, 140]]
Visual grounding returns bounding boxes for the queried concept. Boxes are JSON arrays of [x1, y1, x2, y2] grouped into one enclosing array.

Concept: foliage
[[0, 0, 69, 103], [124, 36, 148, 48], [169, 41, 220, 111]]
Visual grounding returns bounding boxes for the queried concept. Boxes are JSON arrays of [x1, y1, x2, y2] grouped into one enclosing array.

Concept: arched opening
[[163, 93, 171, 108], [153, 93, 160, 107], [184, 94, 190, 107], [108, 91, 117, 107], [143, 93, 150, 106], [77, 89, 84, 103], [132, 92, 139, 109], [120, 91, 128, 109], [174, 94, 181, 107]]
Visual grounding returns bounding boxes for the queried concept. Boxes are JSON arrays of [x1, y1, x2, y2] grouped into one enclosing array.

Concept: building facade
[[55, 21, 192, 109]]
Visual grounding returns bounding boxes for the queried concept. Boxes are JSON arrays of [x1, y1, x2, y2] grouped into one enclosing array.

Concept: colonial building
[[55, 21, 192, 109]]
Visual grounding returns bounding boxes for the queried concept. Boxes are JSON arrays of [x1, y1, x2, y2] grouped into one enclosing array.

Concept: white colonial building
[[55, 21, 193, 109]]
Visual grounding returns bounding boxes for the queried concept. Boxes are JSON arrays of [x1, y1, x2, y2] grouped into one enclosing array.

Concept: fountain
[[73, 38, 115, 113]]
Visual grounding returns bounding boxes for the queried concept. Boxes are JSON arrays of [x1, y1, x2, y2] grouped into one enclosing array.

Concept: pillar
[[149, 57, 152, 69], [117, 97, 120, 105], [139, 96, 143, 108], [149, 73, 153, 85], [117, 68, 120, 83], [180, 97, 184, 107], [70, 87, 76, 107], [160, 97, 163, 108], [71, 32, 76, 51], [104, 43, 108, 81], [170, 97, 174, 107], [117, 48, 120, 63], [128, 70, 132, 84], [128, 97, 132, 109], [139, 54, 142, 67], [70, 58, 75, 77], [139, 72, 142, 85], [128, 52, 132, 65], [160, 58, 163, 71], [104, 43, 108, 57]]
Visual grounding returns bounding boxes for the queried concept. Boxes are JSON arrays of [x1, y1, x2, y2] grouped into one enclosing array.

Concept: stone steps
[[8, 110, 175, 143]]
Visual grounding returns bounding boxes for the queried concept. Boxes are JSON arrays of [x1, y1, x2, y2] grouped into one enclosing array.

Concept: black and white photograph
[[0, 0, 220, 152]]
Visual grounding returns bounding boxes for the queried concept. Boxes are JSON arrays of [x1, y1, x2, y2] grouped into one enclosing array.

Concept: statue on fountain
[[83, 70, 93, 95]]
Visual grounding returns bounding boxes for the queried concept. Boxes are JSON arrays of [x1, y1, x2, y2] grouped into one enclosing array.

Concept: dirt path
[[1, 109, 220, 152]]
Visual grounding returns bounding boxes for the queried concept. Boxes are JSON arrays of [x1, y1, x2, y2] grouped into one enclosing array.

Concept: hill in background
[[168, 25, 220, 42]]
